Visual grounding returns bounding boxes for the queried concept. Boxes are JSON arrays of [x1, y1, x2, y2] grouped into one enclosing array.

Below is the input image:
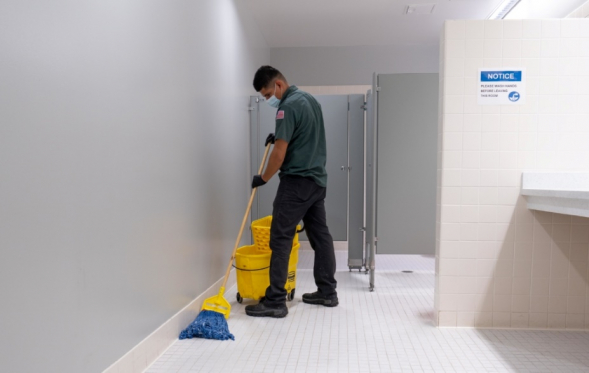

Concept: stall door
[[369, 73, 439, 256], [250, 94, 362, 243]]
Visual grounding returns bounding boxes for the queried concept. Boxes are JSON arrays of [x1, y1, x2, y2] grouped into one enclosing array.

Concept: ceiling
[[244, 0, 504, 48]]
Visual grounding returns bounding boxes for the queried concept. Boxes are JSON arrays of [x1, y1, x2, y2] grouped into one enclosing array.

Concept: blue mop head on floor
[[179, 310, 235, 341]]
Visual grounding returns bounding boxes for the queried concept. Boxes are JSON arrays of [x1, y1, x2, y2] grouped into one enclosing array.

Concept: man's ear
[[275, 80, 285, 98]]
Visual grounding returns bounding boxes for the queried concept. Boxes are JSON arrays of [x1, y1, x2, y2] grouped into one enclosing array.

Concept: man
[[245, 66, 338, 318]]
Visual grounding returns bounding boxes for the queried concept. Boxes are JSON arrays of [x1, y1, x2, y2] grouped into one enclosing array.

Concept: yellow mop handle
[[219, 143, 271, 291]]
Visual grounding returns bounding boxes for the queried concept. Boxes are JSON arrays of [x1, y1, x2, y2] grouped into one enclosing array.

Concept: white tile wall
[[567, 0, 589, 18], [436, 19, 589, 329]]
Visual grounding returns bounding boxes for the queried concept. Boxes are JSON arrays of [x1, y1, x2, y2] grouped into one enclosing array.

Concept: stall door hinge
[[361, 102, 367, 111], [376, 86, 381, 92]]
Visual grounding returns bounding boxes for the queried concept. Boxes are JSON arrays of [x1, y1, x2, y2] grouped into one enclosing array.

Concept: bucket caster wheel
[[236, 292, 243, 304], [287, 289, 295, 301]]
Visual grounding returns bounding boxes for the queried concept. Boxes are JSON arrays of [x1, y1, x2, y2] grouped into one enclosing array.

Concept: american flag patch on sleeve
[[276, 110, 285, 120]]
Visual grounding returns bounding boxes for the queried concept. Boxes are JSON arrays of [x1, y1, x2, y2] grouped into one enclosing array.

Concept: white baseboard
[[102, 271, 237, 373]]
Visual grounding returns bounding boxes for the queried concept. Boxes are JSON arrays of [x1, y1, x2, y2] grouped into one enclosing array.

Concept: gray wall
[[0, 1, 268, 372], [270, 45, 439, 86]]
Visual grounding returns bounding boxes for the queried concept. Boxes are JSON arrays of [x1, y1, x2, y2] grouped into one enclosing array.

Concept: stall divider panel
[[376, 74, 439, 256]]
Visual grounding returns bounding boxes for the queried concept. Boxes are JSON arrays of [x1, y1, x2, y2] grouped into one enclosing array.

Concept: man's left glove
[[252, 175, 267, 188]]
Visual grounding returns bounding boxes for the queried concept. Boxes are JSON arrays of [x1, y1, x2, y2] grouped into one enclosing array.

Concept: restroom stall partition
[[249, 94, 365, 270], [366, 73, 439, 290], [365, 85, 376, 291]]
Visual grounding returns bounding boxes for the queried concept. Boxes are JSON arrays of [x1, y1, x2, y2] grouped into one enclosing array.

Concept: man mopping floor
[[247, 66, 338, 318]]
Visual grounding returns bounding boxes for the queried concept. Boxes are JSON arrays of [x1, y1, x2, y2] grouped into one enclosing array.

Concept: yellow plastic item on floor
[[251, 216, 301, 251], [234, 242, 300, 303]]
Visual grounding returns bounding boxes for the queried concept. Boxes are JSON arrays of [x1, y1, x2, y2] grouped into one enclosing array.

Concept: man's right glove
[[265, 133, 275, 146]]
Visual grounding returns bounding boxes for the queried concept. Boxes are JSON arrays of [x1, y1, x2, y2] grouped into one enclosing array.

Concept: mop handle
[[220, 143, 272, 290]]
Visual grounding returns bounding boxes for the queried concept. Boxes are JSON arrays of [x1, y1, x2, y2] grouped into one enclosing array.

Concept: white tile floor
[[146, 252, 589, 373]]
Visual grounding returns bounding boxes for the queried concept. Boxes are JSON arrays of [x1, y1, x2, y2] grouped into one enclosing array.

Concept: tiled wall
[[436, 19, 589, 329], [568, 1, 589, 18]]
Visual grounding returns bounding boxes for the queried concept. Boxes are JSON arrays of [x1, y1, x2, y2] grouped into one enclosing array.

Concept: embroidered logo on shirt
[[276, 110, 285, 120]]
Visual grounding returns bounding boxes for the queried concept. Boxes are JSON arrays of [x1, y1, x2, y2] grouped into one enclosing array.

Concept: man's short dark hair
[[253, 66, 286, 92]]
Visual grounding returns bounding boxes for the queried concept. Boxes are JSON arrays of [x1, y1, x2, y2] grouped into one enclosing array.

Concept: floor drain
[[402, 270, 413, 273]]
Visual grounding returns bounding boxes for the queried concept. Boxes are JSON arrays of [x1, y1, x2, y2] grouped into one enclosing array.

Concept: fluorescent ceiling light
[[488, 0, 521, 19]]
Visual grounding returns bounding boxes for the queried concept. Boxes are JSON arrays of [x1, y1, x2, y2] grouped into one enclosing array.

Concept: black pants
[[264, 175, 337, 307]]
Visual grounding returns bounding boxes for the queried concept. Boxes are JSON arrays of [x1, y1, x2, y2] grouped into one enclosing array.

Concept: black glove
[[265, 133, 275, 146], [252, 175, 267, 188]]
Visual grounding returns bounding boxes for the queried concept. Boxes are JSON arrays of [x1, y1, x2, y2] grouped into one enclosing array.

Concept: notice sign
[[478, 68, 526, 105]]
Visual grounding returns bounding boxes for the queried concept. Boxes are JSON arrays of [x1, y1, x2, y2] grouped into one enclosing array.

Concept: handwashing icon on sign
[[508, 91, 520, 102]]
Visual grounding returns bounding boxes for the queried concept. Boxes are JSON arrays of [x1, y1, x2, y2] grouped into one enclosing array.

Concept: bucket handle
[[232, 264, 270, 272]]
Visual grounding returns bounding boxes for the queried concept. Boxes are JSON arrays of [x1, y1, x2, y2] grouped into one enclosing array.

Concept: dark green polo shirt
[[274, 86, 327, 187]]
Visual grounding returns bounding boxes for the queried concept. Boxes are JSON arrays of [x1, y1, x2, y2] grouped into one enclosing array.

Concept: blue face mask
[[266, 84, 280, 108]]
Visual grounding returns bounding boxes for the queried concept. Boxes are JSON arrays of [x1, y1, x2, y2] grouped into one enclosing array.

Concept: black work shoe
[[302, 291, 339, 307], [245, 301, 288, 318]]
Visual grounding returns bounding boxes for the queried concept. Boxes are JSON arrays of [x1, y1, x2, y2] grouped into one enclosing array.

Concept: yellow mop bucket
[[251, 216, 301, 251], [234, 243, 300, 303]]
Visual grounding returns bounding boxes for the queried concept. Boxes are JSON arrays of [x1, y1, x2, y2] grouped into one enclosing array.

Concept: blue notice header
[[481, 71, 522, 82]]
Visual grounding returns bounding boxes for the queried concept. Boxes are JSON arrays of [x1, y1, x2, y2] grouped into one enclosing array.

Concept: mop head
[[179, 310, 235, 341]]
